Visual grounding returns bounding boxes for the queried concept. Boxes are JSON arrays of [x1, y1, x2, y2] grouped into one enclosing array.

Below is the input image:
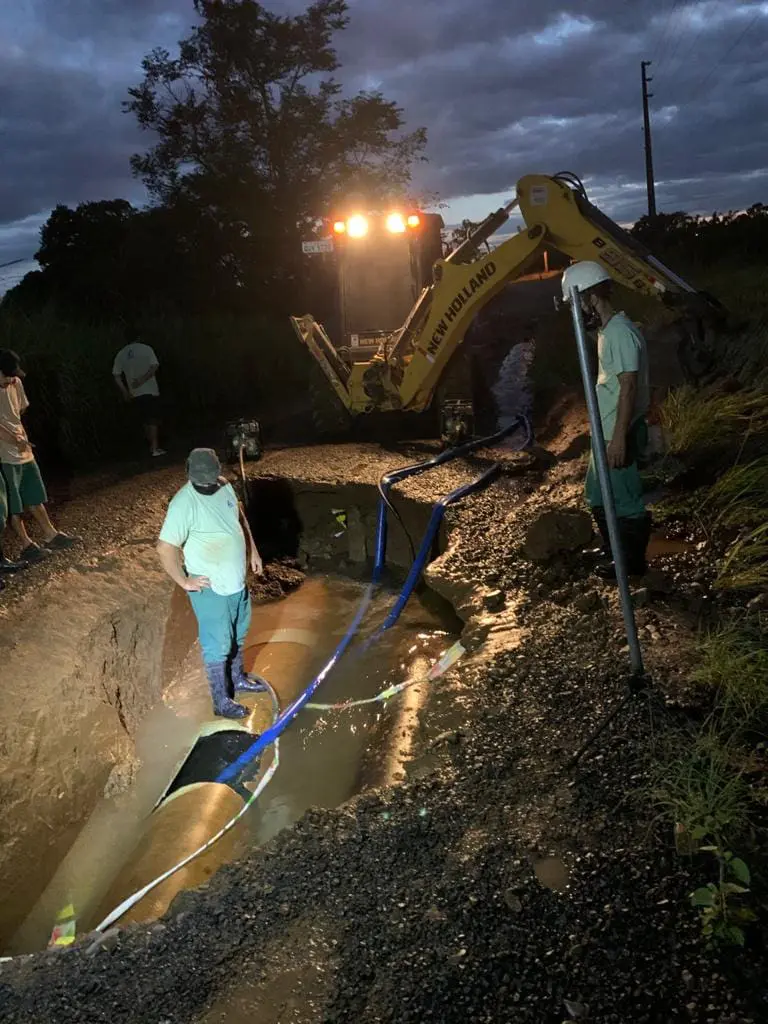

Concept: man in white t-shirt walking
[[112, 339, 166, 457], [156, 448, 266, 719]]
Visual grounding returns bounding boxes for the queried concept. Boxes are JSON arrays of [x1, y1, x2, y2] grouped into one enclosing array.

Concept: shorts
[[0, 460, 48, 515], [133, 393, 161, 427]]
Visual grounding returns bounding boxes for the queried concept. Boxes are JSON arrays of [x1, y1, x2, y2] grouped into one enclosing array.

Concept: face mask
[[579, 298, 601, 331], [192, 481, 221, 496]]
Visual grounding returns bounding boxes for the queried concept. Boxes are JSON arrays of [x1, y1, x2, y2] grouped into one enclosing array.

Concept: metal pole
[[568, 286, 645, 678], [641, 61, 657, 218]]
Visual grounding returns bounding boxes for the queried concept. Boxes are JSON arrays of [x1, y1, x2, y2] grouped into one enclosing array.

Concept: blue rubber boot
[[231, 649, 269, 694], [205, 661, 248, 719]]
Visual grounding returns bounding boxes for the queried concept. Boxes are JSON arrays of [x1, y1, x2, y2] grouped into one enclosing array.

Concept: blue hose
[[372, 461, 499, 638], [216, 416, 531, 785], [375, 416, 531, 575]]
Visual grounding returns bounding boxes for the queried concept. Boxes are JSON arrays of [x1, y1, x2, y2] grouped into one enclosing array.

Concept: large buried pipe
[[93, 580, 336, 928], [90, 423, 533, 934]]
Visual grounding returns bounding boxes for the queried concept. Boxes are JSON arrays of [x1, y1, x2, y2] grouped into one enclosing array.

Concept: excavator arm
[[291, 172, 724, 417]]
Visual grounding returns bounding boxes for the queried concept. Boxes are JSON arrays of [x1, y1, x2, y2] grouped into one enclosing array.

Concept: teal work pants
[[585, 418, 648, 520], [188, 586, 252, 665]]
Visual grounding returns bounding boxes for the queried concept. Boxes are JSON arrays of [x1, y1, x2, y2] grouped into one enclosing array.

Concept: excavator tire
[[308, 364, 353, 440]]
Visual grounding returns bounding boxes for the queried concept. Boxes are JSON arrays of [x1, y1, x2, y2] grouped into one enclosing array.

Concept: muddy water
[[8, 575, 454, 954]]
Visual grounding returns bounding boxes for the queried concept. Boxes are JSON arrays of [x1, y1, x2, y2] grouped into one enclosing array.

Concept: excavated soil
[[1, 426, 766, 1023]]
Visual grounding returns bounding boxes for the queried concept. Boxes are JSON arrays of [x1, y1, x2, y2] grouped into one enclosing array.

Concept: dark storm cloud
[[1, 0, 768, 267]]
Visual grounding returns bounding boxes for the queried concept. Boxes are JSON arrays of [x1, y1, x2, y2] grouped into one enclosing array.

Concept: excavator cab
[[329, 208, 444, 358]]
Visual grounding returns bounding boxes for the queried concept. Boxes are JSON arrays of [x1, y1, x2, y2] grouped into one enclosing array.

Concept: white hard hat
[[561, 261, 612, 302]]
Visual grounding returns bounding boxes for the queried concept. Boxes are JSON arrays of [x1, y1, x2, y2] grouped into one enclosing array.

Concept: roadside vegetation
[[648, 374, 768, 949]]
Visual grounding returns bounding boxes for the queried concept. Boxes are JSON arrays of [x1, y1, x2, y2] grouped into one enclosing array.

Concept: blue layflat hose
[[375, 415, 532, 570], [216, 416, 532, 785]]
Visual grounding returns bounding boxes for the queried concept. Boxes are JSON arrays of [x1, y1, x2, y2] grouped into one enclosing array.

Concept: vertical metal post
[[568, 287, 645, 678], [641, 61, 657, 219]]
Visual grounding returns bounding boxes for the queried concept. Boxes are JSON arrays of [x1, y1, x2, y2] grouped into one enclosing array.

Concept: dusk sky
[[2, 0, 768, 289]]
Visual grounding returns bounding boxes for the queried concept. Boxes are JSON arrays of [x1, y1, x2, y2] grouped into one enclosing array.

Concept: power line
[[653, 0, 687, 72], [679, 5, 766, 108], [663, 0, 711, 84]]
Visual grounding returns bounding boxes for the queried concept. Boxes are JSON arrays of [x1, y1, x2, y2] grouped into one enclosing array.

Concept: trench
[[3, 473, 461, 956]]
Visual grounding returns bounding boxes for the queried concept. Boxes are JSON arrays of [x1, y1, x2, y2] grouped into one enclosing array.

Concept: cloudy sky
[[2, 0, 768, 289]]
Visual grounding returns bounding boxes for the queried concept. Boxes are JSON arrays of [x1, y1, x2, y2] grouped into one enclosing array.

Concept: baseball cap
[[187, 448, 221, 487]]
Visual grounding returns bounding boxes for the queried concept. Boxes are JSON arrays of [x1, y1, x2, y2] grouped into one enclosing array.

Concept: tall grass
[[0, 308, 308, 467], [649, 730, 752, 847], [698, 457, 768, 530], [692, 616, 768, 721], [660, 386, 768, 455], [716, 523, 768, 591]]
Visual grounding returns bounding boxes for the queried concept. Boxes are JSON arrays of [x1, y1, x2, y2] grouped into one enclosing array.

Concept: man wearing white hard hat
[[561, 261, 652, 578]]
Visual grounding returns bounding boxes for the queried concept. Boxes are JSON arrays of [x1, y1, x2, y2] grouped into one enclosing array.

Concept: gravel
[[1, 444, 766, 1023]]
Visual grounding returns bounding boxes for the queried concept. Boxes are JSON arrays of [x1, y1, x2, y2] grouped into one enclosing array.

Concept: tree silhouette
[[125, 0, 426, 301]]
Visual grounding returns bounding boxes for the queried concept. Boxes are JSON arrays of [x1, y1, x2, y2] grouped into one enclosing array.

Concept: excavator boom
[[291, 172, 723, 420]]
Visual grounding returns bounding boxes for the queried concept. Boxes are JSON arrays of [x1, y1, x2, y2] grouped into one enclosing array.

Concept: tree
[[1, 198, 252, 319], [125, 0, 426, 305]]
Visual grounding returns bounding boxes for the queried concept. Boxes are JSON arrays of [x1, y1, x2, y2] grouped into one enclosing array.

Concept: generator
[[225, 418, 262, 463]]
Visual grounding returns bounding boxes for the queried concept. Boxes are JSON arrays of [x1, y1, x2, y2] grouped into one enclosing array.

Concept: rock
[[564, 998, 589, 1019], [85, 928, 121, 957], [425, 906, 446, 922], [631, 587, 650, 607], [573, 590, 600, 613], [523, 510, 593, 562], [503, 890, 523, 912], [483, 589, 505, 612], [747, 592, 768, 612], [643, 568, 674, 595]]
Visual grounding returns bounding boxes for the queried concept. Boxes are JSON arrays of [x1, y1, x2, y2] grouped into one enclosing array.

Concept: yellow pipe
[[84, 578, 336, 930], [10, 579, 336, 950]]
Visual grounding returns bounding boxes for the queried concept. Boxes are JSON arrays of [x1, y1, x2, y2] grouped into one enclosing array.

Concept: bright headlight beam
[[385, 213, 406, 234], [347, 214, 369, 238]]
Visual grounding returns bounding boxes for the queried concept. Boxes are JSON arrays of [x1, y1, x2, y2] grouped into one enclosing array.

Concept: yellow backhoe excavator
[[291, 172, 725, 438]]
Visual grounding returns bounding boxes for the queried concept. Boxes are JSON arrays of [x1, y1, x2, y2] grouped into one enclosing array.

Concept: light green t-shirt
[[159, 482, 246, 596], [596, 311, 650, 441]]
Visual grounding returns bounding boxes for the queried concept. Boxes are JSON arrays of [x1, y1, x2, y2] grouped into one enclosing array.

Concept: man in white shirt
[[156, 448, 266, 719], [112, 339, 166, 457]]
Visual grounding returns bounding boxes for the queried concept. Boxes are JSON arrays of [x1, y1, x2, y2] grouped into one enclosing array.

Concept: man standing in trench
[[156, 448, 267, 719], [561, 261, 652, 577]]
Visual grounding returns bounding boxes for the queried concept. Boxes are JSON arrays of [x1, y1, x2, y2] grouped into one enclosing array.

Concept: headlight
[[385, 212, 406, 234], [407, 214, 420, 228], [332, 220, 346, 234], [347, 214, 369, 238]]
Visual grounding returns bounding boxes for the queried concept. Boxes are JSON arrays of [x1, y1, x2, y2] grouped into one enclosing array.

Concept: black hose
[[377, 468, 417, 563]]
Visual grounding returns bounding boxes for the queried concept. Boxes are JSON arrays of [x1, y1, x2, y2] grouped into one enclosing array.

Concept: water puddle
[[8, 575, 455, 954], [647, 534, 694, 559], [533, 855, 570, 892]]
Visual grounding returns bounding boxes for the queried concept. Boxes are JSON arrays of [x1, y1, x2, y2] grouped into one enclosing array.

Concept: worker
[[0, 349, 76, 564], [112, 337, 166, 458], [491, 328, 535, 443], [156, 448, 267, 719], [561, 262, 652, 578]]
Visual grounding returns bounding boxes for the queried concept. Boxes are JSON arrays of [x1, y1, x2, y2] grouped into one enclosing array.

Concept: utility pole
[[641, 61, 657, 218]]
